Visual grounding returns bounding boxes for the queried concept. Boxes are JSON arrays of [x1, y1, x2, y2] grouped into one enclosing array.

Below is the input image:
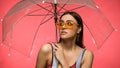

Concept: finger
[[54, 46, 58, 51], [54, 43, 59, 48]]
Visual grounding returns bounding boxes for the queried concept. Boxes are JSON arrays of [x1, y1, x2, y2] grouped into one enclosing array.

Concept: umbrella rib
[[30, 4, 54, 25], [28, 5, 51, 14], [3, 15, 27, 41], [36, 4, 54, 14], [40, 16, 54, 25], [27, 5, 53, 16], [27, 14, 53, 16], [31, 15, 54, 47], [58, 5, 86, 14], [4, 42, 30, 57], [57, 0, 70, 12], [57, 4, 67, 16], [56, 0, 71, 16], [83, 21, 114, 49], [57, 4, 67, 12], [57, 5, 67, 11], [29, 4, 54, 52], [5, 5, 54, 56], [30, 0, 54, 14], [68, 5, 86, 11]]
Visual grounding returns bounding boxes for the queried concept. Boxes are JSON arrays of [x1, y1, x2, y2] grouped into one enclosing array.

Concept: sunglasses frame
[[56, 20, 79, 29]]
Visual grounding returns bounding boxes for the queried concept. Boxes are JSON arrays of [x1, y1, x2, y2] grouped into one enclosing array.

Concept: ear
[[77, 27, 81, 33]]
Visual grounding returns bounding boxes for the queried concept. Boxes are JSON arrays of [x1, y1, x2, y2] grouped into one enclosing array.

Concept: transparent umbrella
[[2, 0, 115, 56]]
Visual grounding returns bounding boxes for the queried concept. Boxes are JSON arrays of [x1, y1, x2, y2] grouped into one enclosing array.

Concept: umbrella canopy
[[2, 0, 115, 56]]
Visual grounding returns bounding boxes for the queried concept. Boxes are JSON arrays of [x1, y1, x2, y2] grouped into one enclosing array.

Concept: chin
[[60, 35, 72, 40], [60, 36, 68, 39]]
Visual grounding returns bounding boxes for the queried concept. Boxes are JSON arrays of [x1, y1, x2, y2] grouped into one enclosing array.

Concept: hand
[[53, 43, 70, 68], [53, 43, 65, 64]]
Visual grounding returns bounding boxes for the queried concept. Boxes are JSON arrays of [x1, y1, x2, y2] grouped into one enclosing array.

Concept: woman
[[36, 11, 94, 68]]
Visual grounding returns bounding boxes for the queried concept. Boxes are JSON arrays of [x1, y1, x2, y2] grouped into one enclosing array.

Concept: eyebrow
[[59, 20, 75, 22]]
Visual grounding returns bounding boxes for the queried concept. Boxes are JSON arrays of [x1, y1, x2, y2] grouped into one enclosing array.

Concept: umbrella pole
[[53, 3, 59, 42], [54, 4, 57, 23]]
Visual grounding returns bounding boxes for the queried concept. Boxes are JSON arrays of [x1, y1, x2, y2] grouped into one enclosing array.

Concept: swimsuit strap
[[76, 49, 86, 68], [51, 43, 85, 68], [51, 43, 58, 68]]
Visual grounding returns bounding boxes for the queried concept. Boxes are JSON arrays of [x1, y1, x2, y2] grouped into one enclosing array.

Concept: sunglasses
[[56, 20, 79, 29]]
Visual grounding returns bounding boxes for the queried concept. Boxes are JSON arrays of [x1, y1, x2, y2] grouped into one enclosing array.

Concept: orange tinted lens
[[65, 21, 74, 29], [56, 22, 62, 29], [56, 20, 75, 29]]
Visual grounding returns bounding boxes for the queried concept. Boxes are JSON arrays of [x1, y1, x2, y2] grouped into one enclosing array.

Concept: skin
[[36, 14, 94, 68]]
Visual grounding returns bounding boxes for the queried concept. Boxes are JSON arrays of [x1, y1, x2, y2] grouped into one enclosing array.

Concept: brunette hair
[[59, 11, 85, 48]]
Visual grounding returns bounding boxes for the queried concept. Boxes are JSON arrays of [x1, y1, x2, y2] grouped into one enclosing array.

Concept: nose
[[61, 23, 67, 29]]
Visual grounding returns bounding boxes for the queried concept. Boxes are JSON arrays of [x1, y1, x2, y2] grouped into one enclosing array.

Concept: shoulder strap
[[51, 43, 58, 68], [51, 43, 85, 68], [76, 49, 86, 68]]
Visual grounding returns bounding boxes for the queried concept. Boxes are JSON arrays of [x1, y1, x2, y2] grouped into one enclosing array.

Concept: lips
[[60, 31, 67, 35]]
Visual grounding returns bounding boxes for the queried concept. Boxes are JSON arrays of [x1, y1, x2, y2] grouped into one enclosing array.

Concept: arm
[[81, 50, 94, 68], [36, 44, 51, 68]]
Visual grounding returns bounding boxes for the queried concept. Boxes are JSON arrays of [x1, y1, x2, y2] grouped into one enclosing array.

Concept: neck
[[60, 38, 77, 51]]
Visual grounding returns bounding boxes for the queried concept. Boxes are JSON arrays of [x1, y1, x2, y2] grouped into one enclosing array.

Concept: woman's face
[[58, 14, 81, 40]]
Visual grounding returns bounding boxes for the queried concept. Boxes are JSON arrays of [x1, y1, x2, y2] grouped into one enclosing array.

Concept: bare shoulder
[[36, 43, 52, 68], [38, 43, 52, 55], [82, 49, 94, 63], [81, 49, 94, 67], [84, 49, 94, 58]]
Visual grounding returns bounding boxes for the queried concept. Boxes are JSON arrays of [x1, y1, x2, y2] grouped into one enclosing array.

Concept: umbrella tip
[[115, 28, 118, 31], [91, 37, 96, 44], [8, 53, 11, 57], [28, 50, 33, 57], [9, 42, 12, 47], [1, 18, 3, 22], [0, 43, 3, 46], [96, 5, 99, 9]]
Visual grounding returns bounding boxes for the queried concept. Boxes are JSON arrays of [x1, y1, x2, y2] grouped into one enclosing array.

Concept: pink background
[[0, 0, 120, 68]]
